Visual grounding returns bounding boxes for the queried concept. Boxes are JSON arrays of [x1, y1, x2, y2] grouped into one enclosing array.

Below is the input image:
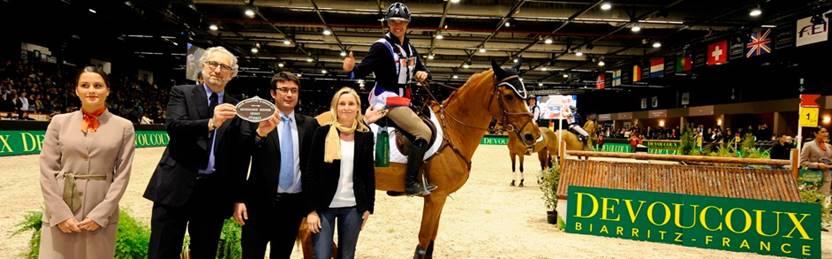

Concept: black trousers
[[148, 175, 229, 259], [241, 193, 304, 259]]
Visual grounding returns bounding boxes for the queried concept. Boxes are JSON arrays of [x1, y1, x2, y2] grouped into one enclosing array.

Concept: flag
[[746, 28, 773, 58], [707, 40, 728, 65], [729, 36, 745, 60], [796, 12, 830, 47], [612, 69, 622, 86], [633, 65, 642, 82], [675, 54, 692, 73], [596, 73, 605, 89], [650, 58, 664, 78]]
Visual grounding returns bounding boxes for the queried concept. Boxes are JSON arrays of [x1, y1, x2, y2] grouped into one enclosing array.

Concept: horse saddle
[[393, 116, 438, 156], [369, 108, 444, 164]]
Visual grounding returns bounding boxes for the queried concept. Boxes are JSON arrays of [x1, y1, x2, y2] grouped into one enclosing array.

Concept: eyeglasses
[[205, 61, 234, 72], [275, 87, 299, 94]]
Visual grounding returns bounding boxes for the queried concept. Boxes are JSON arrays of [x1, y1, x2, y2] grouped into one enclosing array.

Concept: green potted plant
[[540, 164, 560, 224]]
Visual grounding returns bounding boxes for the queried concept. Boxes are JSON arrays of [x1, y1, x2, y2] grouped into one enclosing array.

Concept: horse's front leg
[[414, 194, 448, 259]]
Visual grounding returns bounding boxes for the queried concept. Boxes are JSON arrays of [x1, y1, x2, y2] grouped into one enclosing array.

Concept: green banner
[[599, 141, 679, 154], [646, 141, 679, 155], [481, 135, 508, 145], [0, 130, 169, 157], [600, 143, 631, 153], [567, 186, 821, 258]]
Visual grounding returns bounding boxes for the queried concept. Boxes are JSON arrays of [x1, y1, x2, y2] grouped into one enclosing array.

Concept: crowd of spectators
[[0, 59, 168, 123]]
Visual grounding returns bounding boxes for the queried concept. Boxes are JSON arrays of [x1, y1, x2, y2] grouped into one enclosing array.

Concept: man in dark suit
[[144, 46, 242, 259], [232, 71, 319, 258]]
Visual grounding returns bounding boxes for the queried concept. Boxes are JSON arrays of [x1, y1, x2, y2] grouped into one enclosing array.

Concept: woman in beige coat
[[800, 126, 832, 195], [39, 66, 135, 258]]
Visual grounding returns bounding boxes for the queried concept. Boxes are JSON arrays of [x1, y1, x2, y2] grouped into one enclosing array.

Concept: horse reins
[[415, 76, 535, 170]]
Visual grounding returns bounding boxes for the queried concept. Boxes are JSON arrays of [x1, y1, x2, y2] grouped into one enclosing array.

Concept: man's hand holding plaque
[[256, 112, 280, 138]]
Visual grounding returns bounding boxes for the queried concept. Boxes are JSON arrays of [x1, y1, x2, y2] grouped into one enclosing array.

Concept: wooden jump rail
[[565, 150, 790, 166], [555, 150, 803, 204]]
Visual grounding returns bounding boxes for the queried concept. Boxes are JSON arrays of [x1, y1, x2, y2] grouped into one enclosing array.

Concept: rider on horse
[[342, 2, 436, 196], [565, 105, 590, 144]]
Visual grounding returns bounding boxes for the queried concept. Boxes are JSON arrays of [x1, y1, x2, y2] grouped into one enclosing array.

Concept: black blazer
[[143, 84, 241, 212], [233, 112, 319, 208], [302, 125, 375, 215]]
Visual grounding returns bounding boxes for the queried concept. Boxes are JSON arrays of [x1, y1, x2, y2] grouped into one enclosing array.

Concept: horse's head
[[489, 60, 540, 147]]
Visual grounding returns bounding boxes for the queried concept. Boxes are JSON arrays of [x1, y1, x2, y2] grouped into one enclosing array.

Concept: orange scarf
[[81, 108, 105, 133]]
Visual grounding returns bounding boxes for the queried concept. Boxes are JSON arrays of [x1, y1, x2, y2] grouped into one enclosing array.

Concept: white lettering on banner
[[796, 12, 830, 47]]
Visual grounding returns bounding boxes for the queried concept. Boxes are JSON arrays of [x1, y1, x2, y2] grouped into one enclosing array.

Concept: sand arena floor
[[1, 145, 830, 258]]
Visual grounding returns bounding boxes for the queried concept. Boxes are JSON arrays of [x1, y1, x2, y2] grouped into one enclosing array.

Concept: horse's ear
[[511, 58, 522, 72], [491, 59, 507, 80]]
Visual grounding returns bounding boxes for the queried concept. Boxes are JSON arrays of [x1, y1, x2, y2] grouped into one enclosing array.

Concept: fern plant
[[11, 211, 42, 259], [11, 210, 151, 259]]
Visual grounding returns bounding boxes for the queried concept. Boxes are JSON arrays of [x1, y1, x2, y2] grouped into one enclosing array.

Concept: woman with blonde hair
[[303, 87, 383, 258]]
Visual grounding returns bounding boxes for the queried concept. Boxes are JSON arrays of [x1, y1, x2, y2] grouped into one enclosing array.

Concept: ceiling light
[[538, 82, 544, 87], [478, 48, 486, 53], [209, 24, 219, 31], [283, 39, 291, 45], [631, 25, 641, 32], [563, 74, 569, 78], [544, 38, 553, 44], [340, 51, 347, 57], [251, 47, 258, 54], [541, 67, 548, 71], [453, 75, 459, 79], [255, 43, 260, 48], [428, 54, 435, 60], [463, 64, 470, 69], [513, 58, 519, 63], [244, 8, 255, 18], [89, 8, 97, 14], [504, 21, 511, 27], [435, 34, 444, 40], [306, 57, 314, 63], [598, 60, 605, 66], [575, 51, 583, 56], [450, 0, 460, 3], [749, 7, 762, 17], [652, 42, 662, 48], [321, 69, 327, 74], [323, 29, 332, 36], [600, 2, 612, 11], [278, 63, 284, 68]]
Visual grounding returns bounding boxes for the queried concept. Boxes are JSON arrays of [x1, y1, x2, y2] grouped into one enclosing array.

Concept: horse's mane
[[441, 69, 494, 107]]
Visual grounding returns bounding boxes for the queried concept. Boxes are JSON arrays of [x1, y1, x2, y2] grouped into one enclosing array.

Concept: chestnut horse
[[303, 61, 539, 258], [507, 127, 552, 187]]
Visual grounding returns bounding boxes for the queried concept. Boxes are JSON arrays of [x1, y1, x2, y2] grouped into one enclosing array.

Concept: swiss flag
[[707, 40, 728, 65]]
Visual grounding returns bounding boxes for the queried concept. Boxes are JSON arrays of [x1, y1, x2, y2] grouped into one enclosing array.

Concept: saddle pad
[[370, 108, 444, 164]]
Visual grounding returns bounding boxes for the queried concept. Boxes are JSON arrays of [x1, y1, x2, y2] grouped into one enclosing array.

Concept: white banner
[[796, 11, 830, 47]]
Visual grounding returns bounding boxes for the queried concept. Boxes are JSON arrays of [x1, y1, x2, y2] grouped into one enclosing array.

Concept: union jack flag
[[746, 28, 772, 58]]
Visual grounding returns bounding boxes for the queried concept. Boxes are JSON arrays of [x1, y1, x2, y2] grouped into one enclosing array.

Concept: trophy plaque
[[235, 96, 277, 123]]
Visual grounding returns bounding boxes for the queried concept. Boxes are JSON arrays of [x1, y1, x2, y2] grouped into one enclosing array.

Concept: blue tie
[[279, 115, 294, 190]]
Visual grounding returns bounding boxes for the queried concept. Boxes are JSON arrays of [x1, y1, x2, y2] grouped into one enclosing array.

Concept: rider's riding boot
[[405, 139, 436, 196]]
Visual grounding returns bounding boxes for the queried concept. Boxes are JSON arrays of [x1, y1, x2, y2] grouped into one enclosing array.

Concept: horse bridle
[[488, 75, 535, 146], [414, 74, 535, 170]]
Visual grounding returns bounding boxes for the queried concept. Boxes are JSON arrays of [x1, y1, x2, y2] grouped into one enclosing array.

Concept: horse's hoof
[[510, 180, 516, 187], [414, 246, 428, 259], [519, 180, 525, 187]]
